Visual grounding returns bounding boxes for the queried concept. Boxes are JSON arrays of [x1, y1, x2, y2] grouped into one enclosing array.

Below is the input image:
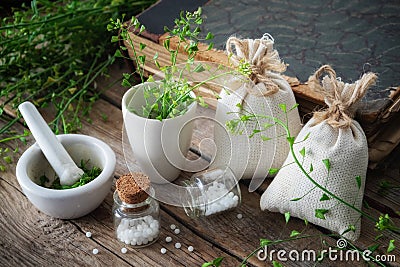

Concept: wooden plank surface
[[0, 61, 399, 266]]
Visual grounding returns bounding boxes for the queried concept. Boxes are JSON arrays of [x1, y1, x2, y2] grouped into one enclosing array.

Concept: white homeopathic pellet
[[237, 213, 243, 219], [92, 248, 99, 255], [188, 246, 194, 252], [170, 224, 176, 230], [174, 228, 180, 235], [121, 247, 127, 254], [174, 242, 181, 249], [86, 231, 92, 238], [116, 216, 160, 246], [197, 181, 240, 216], [161, 247, 167, 254], [165, 236, 172, 243]]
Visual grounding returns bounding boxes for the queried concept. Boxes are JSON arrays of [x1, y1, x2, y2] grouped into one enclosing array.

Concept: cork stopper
[[116, 173, 150, 205]]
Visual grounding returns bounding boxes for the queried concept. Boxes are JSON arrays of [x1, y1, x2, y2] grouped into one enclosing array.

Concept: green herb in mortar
[[39, 160, 102, 190]]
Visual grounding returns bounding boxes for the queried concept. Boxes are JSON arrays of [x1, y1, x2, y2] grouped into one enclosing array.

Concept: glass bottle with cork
[[113, 172, 160, 247]]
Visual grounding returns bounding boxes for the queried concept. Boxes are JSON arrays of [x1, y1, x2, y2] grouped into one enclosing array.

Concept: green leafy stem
[[108, 7, 248, 120]]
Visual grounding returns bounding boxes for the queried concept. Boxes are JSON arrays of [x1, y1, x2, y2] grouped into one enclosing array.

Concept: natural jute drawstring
[[308, 65, 377, 128], [226, 34, 286, 97]]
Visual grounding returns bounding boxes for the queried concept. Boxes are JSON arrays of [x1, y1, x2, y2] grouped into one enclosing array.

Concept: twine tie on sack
[[308, 65, 377, 128], [226, 34, 287, 97]]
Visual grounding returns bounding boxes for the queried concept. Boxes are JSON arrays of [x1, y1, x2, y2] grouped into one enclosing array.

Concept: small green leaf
[[375, 234, 383, 241], [3, 156, 12, 164], [263, 123, 274, 129], [315, 209, 329, 220], [206, 32, 214, 40], [153, 52, 159, 60], [278, 103, 287, 113], [163, 39, 170, 50], [122, 73, 131, 79], [139, 43, 146, 50], [121, 79, 131, 87], [304, 219, 308, 226], [320, 193, 330, 201], [302, 132, 311, 142], [287, 136, 295, 145], [147, 75, 155, 82], [322, 159, 331, 171], [355, 175, 362, 189], [368, 244, 380, 252], [114, 50, 123, 57], [249, 129, 261, 138], [101, 113, 108, 122], [111, 35, 119, 43], [272, 261, 283, 267], [138, 55, 146, 65], [235, 103, 243, 109], [290, 230, 300, 237], [19, 137, 27, 145], [261, 136, 272, 141], [299, 147, 306, 157], [269, 168, 279, 175], [290, 197, 302, 202], [0, 165, 5, 172], [309, 163, 314, 173], [388, 239, 395, 253], [207, 43, 214, 50], [289, 103, 299, 111], [260, 239, 272, 246], [341, 225, 356, 235], [284, 212, 290, 224], [193, 64, 206, 73]]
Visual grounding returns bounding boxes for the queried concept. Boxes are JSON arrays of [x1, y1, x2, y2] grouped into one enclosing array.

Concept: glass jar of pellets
[[112, 187, 160, 247], [182, 166, 241, 218]]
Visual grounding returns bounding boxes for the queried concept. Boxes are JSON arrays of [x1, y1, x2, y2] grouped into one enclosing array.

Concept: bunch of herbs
[[0, 0, 155, 170], [39, 159, 102, 190], [108, 8, 247, 120]]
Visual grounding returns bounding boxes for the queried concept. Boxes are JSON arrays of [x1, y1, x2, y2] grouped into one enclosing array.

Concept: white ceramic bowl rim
[[16, 134, 116, 198]]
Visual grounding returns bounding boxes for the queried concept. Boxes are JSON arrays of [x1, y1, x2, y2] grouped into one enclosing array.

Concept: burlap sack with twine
[[260, 65, 377, 241], [211, 34, 302, 184]]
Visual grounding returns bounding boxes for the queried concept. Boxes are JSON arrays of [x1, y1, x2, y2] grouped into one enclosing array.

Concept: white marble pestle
[[18, 102, 84, 186]]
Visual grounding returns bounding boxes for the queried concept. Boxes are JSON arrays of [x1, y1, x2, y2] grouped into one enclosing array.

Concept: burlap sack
[[211, 34, 302, 183], [260, 65, 377, 241]]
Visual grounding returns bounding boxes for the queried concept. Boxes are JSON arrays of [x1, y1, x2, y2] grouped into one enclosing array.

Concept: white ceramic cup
[[122, 82, 197, 184]]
